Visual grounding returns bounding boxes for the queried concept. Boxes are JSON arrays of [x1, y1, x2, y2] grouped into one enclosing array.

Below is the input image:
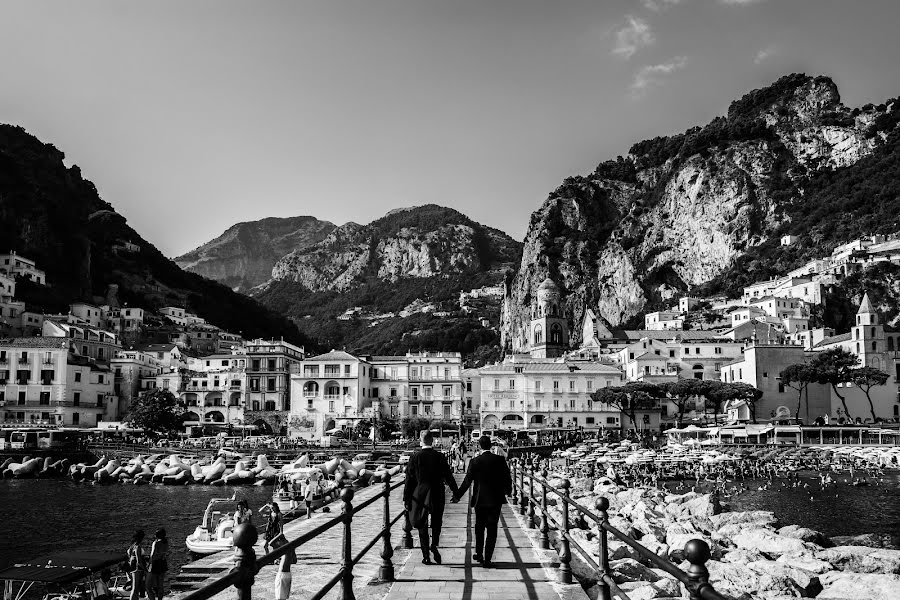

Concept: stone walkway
[[383, 476, 588, 600]]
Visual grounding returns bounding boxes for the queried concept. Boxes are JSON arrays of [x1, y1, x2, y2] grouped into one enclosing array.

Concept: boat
[[0, 551, 128, 600], [185, 498, 241, 555], [272, 468, 337, 514]]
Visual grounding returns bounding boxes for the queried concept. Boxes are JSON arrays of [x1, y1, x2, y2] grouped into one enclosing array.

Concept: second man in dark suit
[[453, 435, 512, 568]]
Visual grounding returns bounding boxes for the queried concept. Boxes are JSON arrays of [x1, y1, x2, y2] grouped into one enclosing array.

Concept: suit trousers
[[417, 498, 444, 558], [474, 505, 502, 562]]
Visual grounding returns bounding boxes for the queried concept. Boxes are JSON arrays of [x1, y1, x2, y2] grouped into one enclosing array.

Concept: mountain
[[174, 216, 336, 291], [502, 74, 900, 352], [252, 204, 522, 362], [0, 124, 313, 349]]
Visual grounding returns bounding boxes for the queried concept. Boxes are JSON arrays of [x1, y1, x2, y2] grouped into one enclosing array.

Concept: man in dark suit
[[452, 435, 512, 568], [403, 430, 459, 565]]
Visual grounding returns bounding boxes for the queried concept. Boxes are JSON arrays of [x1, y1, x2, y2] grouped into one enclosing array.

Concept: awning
[[746, 425, 775, 435], [775, 426, 802, 434], [0, 552, 126, 584]]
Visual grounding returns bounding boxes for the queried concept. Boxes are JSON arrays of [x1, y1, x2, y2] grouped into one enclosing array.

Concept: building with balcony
[[478, 356, 625, 432], [290, 350, 372, 439], [614, 334, 744, 383], [180, 351, 248, 430], [644, 311, 685, 331], [112, 349, 163, 417], [159, 306, 187, 326], [0, 336, 112, 427], [0, 251, 46, 285], [69, 303, 104, 328], [245, 339, 305, 434]]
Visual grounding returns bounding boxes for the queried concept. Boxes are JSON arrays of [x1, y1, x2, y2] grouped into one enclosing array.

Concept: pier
[[177, 460, 726, 600]]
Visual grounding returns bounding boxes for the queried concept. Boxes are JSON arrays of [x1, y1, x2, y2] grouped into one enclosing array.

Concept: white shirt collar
[[421, 444, 433, 449]]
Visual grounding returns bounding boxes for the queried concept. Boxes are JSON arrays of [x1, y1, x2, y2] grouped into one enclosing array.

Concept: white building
[[160, 306, 187, 326], [644, 311, 685, 331], [0, 252, 46, 285]]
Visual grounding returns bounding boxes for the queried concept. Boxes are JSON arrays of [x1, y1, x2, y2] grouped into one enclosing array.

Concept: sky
[[2, 1, 900, 257]]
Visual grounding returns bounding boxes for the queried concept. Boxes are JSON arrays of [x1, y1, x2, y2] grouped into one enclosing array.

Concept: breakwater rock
[[549, 475, 900, 599]]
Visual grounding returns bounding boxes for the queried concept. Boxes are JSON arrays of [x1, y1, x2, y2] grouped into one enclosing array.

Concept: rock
[[732, 528, 818, 556], [777, 525, 833, 548], [610, 558, 662, 584], [747, 560, 823, 597], [638, 539, 670, 562], [815, 546, 900, 574], [817, 572, 900, 599], [775, 552, 834, 575], [830, 533, 898, 549], [710, 510, 778, 530], [722, 549, 766, 565], [667, 533, 722, 562], [625, 583, 666, 600], [633, 518, 667, 543]]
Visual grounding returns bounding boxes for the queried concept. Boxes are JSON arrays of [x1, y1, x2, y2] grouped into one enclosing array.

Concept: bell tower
[[854, 292, 885, 369], [529, 277, 568, 358]]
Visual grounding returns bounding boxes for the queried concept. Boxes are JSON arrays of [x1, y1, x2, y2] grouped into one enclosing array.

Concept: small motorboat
[[185, 498, 241, 555], [0, 551, 128, 600]]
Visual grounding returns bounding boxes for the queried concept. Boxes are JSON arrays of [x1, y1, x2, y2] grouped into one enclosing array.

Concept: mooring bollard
[[558, 478, 572, 584], [340, 487, 356, 600], [380, 473, 395, 581], [230, 522, 258, 600], [596, 497, 612, 600], [685, 539, 713, 600], [539, 468, 549, 549]]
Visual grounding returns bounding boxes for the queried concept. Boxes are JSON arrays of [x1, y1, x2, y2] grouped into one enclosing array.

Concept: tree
[[353, 419, 373, 440], [849, 366, 889, 422], [591, 382, 663, 427], [400, 416, 431, 438], [723, 382, 764, 424], [661, 379, 707, 427], [125, 389, 184, 436], [809, 348, 859, 419], [780, 363, 817, 421]]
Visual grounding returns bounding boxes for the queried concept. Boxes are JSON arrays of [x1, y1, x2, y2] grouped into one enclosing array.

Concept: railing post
[[230, 523, 258, 600], [539, 468, 549, 549], [379, 473, 395, 581], [518, 458, 526, 515], [684, 539, 713, 600], [340, 487, 356, 600], [558, 478, 572, 584], [595, 497, 612, 600], [526, 465, 536, 529]]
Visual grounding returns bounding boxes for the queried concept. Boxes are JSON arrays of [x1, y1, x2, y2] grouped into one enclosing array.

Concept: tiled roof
[[814, 332, 852, 348], [139, 343, 179, 352], [306, 350, 361, 362], [0, 336, 69, 349]]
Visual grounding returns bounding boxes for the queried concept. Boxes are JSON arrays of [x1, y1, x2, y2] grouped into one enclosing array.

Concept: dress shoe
[[431, 547, 442, 564], [482, 560, 495, 569], [421, 557, 432, 565], [472, 553, 484, 563]]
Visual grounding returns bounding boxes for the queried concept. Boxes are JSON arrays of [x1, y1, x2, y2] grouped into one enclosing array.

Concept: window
[[762, 372, 768, 378], [252, 359, 261, 371], [265, 400, 276, 411], [424, 386, 432, 398], [39, 391, 50, 405], [535, 380, 542, 392], [443, 386, 451, 398], [412, 388, 419, 399], [778, 383, 785, 393], [97, 394, 104, 407], [267, 378, 276, 392], [73, 392, 81, 406], [329, 401, 335, 412], [267, 359, 276, 371], [344, 364, 351, 376], [714, 347, 722, 354], [509, 379, 515, 390], [494, 379, 500, 391], [586, 417, 595, 425], [606, 417, 617, 424], [40, 370, 53, 385], [250, 378, 260, 392], [553, 380, 560, 391], [569, 399, 575, 409], [390, 387, 397, 397], [695, 347, 701, 354], [569, 380, 576, 391], [465, 382, 472, 392], [410, 405, 418, 416], [587, 380, 593, 391], [443, 404, 451, 418], [372, 388, 379, 397], [252, 401, 260, 411], [72, 412, 80, 425], [715, 363, 721, 372]]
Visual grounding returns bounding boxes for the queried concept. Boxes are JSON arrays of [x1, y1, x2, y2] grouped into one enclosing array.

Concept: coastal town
[[3, 232, 900, 444]]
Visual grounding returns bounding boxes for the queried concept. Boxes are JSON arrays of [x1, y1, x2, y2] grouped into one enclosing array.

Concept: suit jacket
[[456, 450, 512, 509], [403, 447, 459, 510]]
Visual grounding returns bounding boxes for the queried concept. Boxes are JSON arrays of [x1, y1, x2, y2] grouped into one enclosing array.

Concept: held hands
[[450, 493, 460, 503]]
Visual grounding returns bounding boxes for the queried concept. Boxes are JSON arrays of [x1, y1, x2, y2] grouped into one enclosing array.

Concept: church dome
[[537, 277, 560, 302]]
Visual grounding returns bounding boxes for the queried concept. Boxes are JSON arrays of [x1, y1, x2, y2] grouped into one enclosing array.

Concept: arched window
[[550, 323, 562, 344], [533, 325, 543, 345], [871, 357, 880, 369]]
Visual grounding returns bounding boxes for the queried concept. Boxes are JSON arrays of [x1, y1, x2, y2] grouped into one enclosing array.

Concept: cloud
[[613, 16, 654, 59], [754, 45, 776, 64], [630, 56, 688, 97], [640, 0, 685, 11]]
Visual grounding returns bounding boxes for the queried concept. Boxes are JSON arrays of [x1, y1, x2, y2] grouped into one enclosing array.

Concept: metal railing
[[508, 458, 728, 600], [182, 474, 408, 600]]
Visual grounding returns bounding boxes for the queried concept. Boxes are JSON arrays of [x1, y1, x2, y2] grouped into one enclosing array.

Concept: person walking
[[146, 528, 168, 600], [263, 502, 283, 553], [403, 430, 459, 565], [126, 530, 147, 600], [453, 435, 512, 569]]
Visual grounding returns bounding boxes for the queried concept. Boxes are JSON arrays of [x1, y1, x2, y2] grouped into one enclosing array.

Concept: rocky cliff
[[175, 216, 336, 291], [0, 124, 312, 347], [263, 204, 522, 292], [503, 74, 900, 352]]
